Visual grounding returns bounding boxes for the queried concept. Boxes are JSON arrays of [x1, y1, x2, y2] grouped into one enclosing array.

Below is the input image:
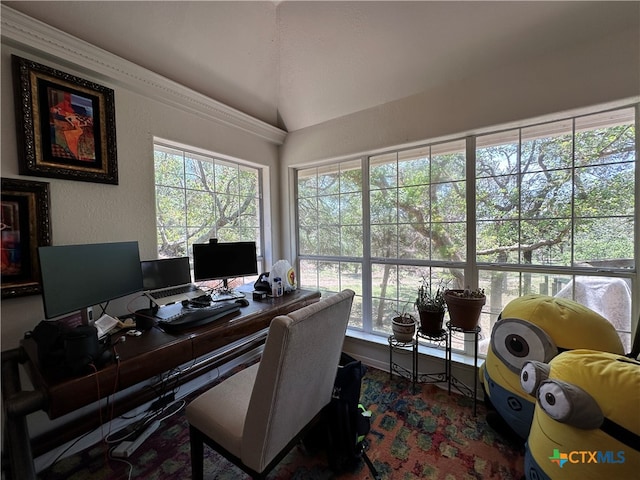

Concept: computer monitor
[[192, 240, 258, 299], [38, 241, 143, 320], [140, 257, 191, 290]]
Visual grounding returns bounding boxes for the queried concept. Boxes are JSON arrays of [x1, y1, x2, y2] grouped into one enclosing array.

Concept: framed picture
[[12, 55, 118, 184], [1, 178, 52, 299]]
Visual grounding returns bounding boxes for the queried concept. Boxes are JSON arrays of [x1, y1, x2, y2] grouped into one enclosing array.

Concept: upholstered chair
[[186, 289, 355, 479]]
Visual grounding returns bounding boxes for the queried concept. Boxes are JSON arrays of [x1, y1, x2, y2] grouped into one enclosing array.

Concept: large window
[[475, 108, 636, 351], [295, 105, 638, 355], [154, 142, 264, 288]]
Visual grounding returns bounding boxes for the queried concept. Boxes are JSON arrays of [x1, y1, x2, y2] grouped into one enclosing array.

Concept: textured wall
[[0, 44, 280, 352]]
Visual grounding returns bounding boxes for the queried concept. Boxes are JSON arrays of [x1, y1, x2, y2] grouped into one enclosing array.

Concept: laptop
[[141, 257, 206, 306]]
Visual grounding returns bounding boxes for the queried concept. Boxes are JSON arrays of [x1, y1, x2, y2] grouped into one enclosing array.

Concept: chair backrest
[[241, 289, 355, 472]]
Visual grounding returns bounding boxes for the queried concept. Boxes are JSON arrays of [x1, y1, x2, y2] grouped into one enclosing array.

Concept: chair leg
[[189, 425, 204, 480]]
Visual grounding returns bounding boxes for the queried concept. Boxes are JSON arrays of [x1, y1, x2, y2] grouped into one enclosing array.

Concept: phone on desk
[[95, 314, 119, 338]]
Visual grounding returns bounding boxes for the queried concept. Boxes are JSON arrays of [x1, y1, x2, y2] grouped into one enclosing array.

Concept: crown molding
[[1, 5, 287, 145]]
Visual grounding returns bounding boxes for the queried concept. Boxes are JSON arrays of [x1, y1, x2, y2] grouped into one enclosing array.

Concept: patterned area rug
[[40, 366, 524, 479]]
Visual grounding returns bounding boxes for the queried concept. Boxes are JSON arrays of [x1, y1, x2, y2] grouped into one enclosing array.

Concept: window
[[476, 107, 636, 351], [154, 142, 264, 289], [297, 160, 364, 326], [294, 105, 638, 356]]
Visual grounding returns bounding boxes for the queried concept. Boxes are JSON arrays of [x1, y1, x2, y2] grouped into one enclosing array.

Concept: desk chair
[[186, 289, 355, 479]]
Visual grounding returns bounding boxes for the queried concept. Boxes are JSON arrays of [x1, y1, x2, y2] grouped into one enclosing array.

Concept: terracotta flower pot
[[444, 289, 485, 331], [391, 315, 416, 342], [418, 309, 445, 336]]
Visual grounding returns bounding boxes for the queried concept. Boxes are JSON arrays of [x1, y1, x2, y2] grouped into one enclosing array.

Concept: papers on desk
[[95, 314, 119, 339]]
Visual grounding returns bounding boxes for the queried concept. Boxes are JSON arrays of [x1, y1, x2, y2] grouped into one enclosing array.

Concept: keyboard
[[158, 302, 240, 331]]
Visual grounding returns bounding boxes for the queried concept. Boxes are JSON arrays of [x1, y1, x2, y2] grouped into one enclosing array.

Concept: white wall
[[1, 35, 283, 352], [281, 27, 639, 167]]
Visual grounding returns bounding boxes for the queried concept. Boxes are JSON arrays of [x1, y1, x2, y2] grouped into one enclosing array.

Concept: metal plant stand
[[414, 328, 448, 386], [388, 335, 417, 391], [446, 321, 480, 416]]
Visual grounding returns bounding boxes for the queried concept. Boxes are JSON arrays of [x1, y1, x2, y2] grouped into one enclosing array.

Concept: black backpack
[[325, 353, 379, 479]]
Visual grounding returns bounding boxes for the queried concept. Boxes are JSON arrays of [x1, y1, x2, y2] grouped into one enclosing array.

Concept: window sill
[[345, 328, 483, 367]]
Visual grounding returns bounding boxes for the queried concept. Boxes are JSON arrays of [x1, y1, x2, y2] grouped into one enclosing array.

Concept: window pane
[[575, 109, 636, 167], [370, 153, 397, 188], [476, 176, 518, 220], [317, 226, 340, 256], [318, 195, 339, 225], [521, 121, 573, 171], [370, 188, 397, 224], [340, 160, 362, 193], [156, 186, 185, 226], [398, 147, 430, 186], [186, 190, 214, 228], [318, 261, 339, 293], [185, 153, 213, 190], [432, 140, 466, 181], [317, 165, 340, 196], [298, 168, 318, 198], [214, 161, 239, 194], [477, 220, 519, 263], [520, 219, 571, 266], [298, 197, 317, 226], [371, 225, 397, 258], [155, 146, 185, 187], [433, 222, 466, 262], [574, 217, 634, 265], [521, 169, 572, 217], [555, 275, 632, 352], [298, 226, 317, 254], [340, 192, 362, 224], [574, 163, 635, 217], [341, 226, 363, 257], [398, 224, 429, 260], [434, 181, 466, 221], [299, 259, 318, 289], [476, 130, 519, 177]]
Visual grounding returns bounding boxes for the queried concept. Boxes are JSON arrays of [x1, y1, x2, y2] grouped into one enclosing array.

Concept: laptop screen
[[141, 257, 192, 290]]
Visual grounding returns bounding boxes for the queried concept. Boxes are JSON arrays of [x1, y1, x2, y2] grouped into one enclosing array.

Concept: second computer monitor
[[192, 241, 258, 286]]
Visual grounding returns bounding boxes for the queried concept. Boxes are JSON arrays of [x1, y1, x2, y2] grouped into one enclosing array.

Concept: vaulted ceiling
[[4, 1, 638, 132]]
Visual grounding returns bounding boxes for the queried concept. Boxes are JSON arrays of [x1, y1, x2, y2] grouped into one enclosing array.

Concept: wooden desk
[[2, 287, 320, 480]]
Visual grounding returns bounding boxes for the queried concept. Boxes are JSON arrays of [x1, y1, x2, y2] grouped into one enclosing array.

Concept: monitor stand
[[211, 278, 246, 302]]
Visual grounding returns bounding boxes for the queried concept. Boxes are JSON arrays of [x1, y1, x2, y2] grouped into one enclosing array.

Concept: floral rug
[[40, 366, 524, 479]]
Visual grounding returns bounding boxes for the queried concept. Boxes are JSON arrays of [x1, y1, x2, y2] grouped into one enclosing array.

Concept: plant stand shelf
[[388, 335, 417, 392], [446, 321, 480, 416], [415, 328, 448, 386]]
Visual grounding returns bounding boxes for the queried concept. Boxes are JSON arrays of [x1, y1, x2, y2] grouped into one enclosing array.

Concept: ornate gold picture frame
[[1, 178, 52, 298], [13, 55, 118, 184]]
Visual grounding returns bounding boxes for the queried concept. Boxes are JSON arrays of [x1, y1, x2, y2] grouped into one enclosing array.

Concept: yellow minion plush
[[480, 295, 624, 440], [521, 350, 640, 480]]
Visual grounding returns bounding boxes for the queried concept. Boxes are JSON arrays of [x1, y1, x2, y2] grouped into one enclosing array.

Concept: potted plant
[[391, 303, 416, 342], [415, 277, 447, 336], [444, 287, 486, 331]]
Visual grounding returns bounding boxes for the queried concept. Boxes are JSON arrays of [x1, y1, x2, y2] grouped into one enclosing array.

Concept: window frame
[[153, 139, 266, 284], [293, 104, 639, 358]]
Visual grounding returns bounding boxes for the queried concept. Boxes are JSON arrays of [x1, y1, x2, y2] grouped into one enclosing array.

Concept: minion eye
[[490, 318, 558, 374], [520, 361, 550, 395], [537, 380, 603, 429]]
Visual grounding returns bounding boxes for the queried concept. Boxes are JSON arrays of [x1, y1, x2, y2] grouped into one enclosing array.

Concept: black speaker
[[64, 325, 99, 375]]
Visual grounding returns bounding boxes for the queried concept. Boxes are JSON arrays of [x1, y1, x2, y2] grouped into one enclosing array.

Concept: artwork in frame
[[12, 55, 118, 184], [1, 178, 52, 299]]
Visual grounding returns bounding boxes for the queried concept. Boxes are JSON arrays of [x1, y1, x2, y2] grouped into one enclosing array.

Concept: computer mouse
[[235, 298, 250, 307]]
